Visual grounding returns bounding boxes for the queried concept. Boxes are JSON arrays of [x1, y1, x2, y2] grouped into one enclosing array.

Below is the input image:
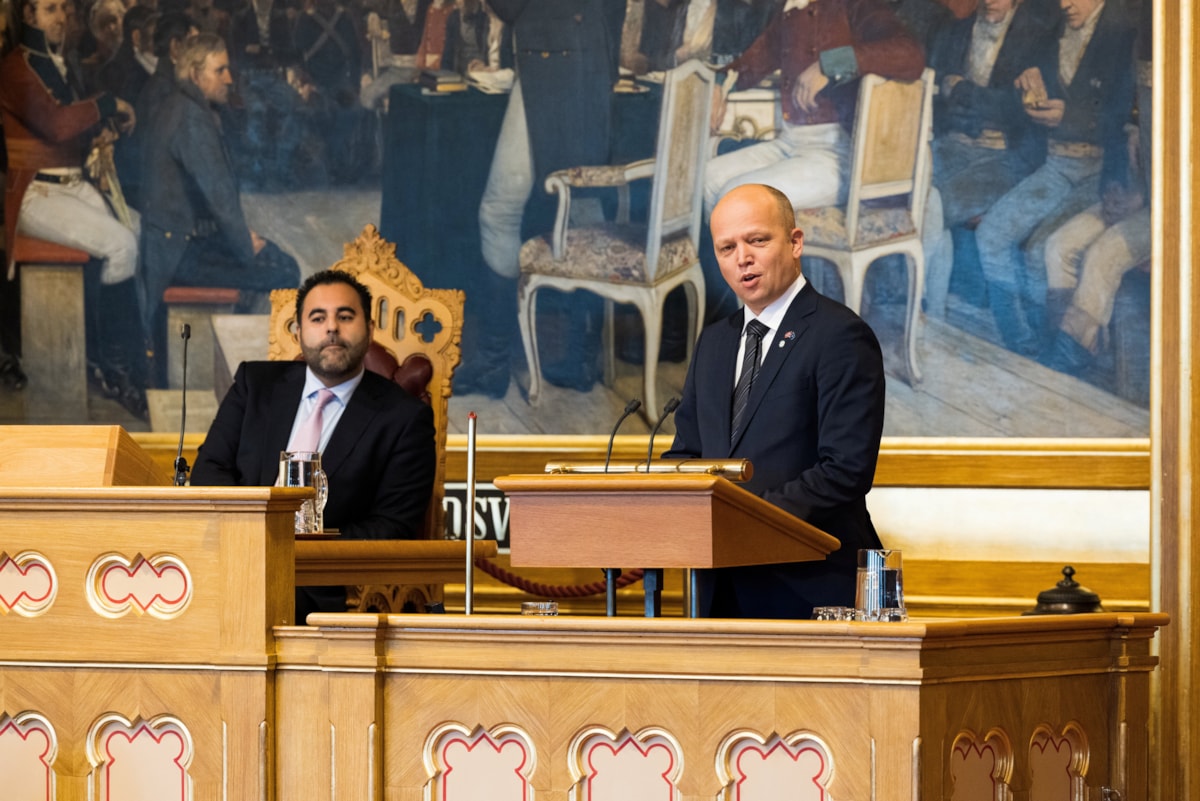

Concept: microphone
[[173, 323, 192, 486], [645, 397, 680, 471], [604, 398, 642, 472]]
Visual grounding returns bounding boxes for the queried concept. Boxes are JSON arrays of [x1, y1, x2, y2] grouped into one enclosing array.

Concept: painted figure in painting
[[973, 0, 1136, 357], [459, 0, 627, 398], [1040, 0, 1150, 377], [923, 0, 1057, 318], [702, 0, 925, 214], [666, 184, 886, 619], [137, 32, 300, 342], [0, 0, 150, 417]]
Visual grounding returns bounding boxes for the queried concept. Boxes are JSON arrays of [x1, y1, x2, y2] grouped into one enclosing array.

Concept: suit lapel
[[715, 310, 744, 452], [260, 364, 306, 485], [729, 284, 817, 453]]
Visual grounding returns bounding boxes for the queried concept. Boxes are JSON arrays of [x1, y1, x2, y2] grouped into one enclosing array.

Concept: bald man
[[665, 183, 887, 619]]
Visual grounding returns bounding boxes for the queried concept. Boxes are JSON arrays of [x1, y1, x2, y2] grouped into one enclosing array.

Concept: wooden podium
[[0, 424, 170, 487], [494, 473, 840, 616]]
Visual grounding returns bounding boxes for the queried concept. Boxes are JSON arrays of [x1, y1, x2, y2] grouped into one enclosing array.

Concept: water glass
[[278, 450, 328, 534], [855, 548, 906, 621]]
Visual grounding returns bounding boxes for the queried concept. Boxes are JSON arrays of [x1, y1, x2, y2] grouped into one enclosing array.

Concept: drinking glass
[[278, 451, 328, 534], [855, 549, 906, 621]]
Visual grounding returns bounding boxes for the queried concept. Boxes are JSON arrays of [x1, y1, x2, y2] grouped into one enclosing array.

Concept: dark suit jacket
[[231, 4, 298, 72], [928, 2, 1057, 170], [665, 282, 886, 618], [190, 360, 437, 541], [1038, 1, 1137, 191], [138, 79, 258, 330]]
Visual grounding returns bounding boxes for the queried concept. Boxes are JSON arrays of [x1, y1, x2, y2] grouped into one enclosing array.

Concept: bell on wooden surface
[[1024, 565, 1104, 615]]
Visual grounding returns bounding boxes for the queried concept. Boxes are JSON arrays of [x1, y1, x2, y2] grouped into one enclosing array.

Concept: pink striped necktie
[[290, 388, 336, 452]]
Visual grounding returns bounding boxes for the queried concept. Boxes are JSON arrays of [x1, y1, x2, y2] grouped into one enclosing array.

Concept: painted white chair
[[516, 60, 714, 419], [794, 68, 936, 383]]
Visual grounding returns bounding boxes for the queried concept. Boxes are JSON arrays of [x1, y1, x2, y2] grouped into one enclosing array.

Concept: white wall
[[867, 487, 1150, 563]]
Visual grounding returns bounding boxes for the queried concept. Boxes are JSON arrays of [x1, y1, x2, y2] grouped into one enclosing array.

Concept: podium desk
[[496, 472, 841, 617], [0, 485, 299, 801], [276, 612, 1165, 801]]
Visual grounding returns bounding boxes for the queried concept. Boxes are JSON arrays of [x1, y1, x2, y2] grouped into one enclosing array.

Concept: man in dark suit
[[665, 183, 886, 620], [190, 269, 437, 618]]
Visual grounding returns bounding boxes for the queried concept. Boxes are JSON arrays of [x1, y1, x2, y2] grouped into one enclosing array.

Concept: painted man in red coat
[[0, 0, 149, 416], [704, 0, 925, 212]]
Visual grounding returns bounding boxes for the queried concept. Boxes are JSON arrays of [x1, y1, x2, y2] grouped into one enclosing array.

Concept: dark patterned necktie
[[730, 319, 769, 446]]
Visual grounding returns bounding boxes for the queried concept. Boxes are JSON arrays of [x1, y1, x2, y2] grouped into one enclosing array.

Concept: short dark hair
[[295, 269, 373, 323], [151, 10, 193, 58], [123, 5, 157, 40]]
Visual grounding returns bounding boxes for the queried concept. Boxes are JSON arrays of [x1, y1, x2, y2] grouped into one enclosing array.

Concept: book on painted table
[[419, 69, 468, 92]]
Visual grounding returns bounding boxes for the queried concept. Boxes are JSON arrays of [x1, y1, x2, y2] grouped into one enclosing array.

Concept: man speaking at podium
[[665, 184, 886, 620], [190, 270, 437, 617]]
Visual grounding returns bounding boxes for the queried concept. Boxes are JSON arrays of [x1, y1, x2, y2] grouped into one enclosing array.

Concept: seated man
[[139, 32, 300, 338], [923, 0, 1056, 318], [0, 0, 149, 416], [701, 0, 924, 319], [1041, 24, 1152, 377], [703, 0, 924, 214], [190, 269, 438, 619], [974, 0, 1135, 357]]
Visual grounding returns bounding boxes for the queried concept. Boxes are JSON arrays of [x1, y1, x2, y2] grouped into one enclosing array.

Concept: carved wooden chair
[[794, 69, 935, 383], [268, 224, 464, 611], [516, 59, 714, 419]]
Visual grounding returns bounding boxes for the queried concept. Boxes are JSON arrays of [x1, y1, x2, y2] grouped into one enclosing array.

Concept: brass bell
[[1024, 565, 1104, 615]]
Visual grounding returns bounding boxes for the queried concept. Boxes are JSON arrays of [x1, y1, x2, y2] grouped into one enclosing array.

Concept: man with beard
[[190, 269, 437, 618], [138, 32, 299, 337]]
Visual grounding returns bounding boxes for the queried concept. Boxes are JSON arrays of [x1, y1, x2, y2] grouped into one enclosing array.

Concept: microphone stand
[[173, 324, 192, 486], [602, 398, 641, 616], [604, 398, 641, 472], [645, 397, 680, 471]]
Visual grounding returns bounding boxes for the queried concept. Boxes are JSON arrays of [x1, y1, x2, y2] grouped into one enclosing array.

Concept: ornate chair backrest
[[644, 59, 715, 281], [844, 68, 936, 245], [268, 225, 464, 540]]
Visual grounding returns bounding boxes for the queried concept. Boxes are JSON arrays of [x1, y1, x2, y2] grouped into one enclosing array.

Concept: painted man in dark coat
[[138, 32, 299, 337], [974, 0, 1136, 357], [459, 0, 626, 398]]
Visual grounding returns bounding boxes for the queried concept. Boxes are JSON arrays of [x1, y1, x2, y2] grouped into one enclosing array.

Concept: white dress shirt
[[732, 273, 808, 387]]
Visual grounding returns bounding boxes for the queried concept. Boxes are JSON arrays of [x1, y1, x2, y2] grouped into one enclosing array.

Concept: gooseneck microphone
[[173, 323, 192, 486], [645, 397, 681, 471], [604, 398, 642, 472]]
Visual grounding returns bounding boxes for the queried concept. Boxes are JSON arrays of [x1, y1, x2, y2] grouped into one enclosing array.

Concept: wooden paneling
[[134, 433, 1153, 491], [275, 613, 1164, 801]]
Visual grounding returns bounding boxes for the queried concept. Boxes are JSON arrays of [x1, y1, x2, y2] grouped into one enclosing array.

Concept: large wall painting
[[0, 0, 1152, 439]]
